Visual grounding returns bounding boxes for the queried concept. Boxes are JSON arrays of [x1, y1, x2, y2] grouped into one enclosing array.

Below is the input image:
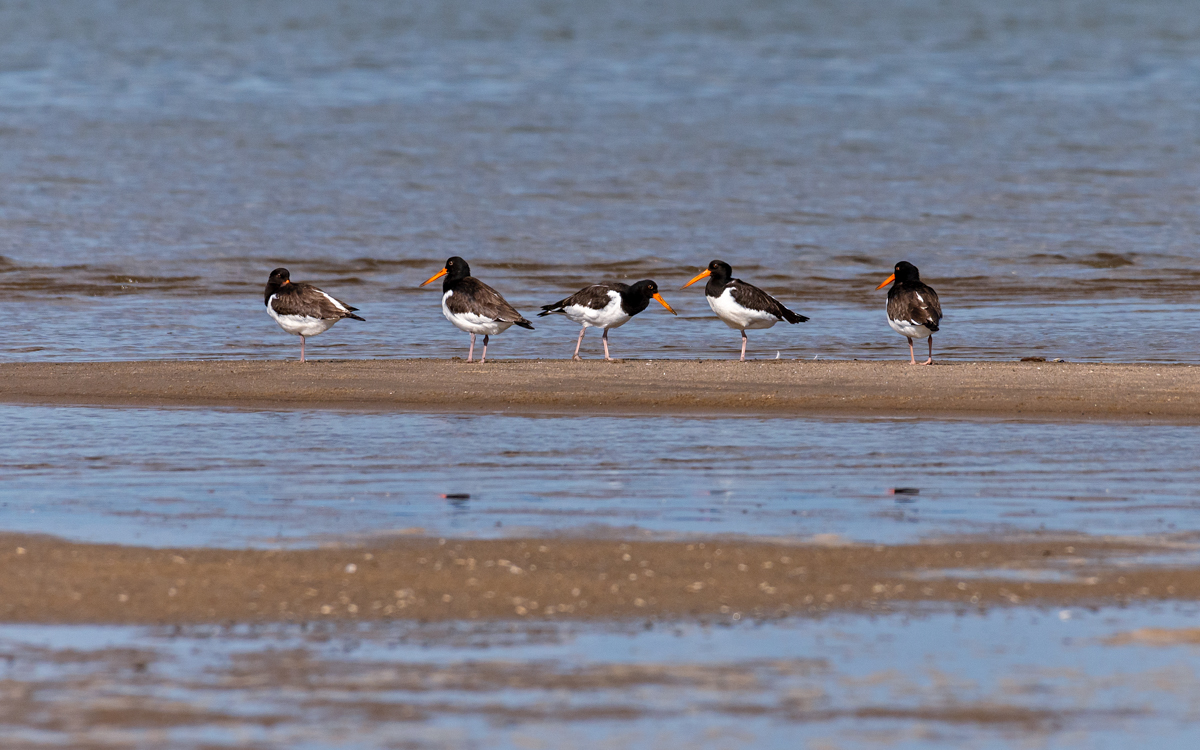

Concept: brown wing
[[448, 277, 533, 328], [271, 283, 364, 321], [539, 283, 626, 315], [887, 282, 940, 331], [728, 280, 809, 324]]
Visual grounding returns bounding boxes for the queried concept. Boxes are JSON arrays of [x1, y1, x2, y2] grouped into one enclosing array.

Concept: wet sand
[[0, 359, 1197, 420], [1, 532, 1195, 624]]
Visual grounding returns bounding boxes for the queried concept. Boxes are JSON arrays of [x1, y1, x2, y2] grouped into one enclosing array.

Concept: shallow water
[[1, 0, 1198, 362], [4, 606, 1200, 748], [4, 296, 1200, 363], [2, 405, 1198, 547]]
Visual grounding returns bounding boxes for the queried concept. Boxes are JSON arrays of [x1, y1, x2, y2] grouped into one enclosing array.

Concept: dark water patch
[[103, 274, 203, 286], [274, 256, 435, 271], [507, 124, 563, 134], [764, 210, 837, 226], [830, 254, 880, 266], [18, 174, 102, 186], [1073, 252, 1136, 269], [1067, 167, 1162, 179], [569, 189, 640, 201], [1028, 251, 1137, 269], [0, 266, 231, 297]]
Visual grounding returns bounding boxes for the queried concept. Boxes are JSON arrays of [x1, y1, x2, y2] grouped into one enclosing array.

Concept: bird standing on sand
[[538, 280, 677, 360], [681, 260, 809, 361], [876, 260, 942, 365], [420, 256, 534, 363], [263, 268, 365, 363]]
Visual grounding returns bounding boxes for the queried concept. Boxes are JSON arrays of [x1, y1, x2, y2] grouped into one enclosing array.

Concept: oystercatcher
[[538, 280, 677, 360], [680, 260, 808, 361], [420, 256, 534, 363], [876, 261, 941, 365], [263, 268, 365, 362]]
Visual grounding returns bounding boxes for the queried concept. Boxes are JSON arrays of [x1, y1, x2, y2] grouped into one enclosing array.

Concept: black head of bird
[[420, 256, 472, 287], [630, 279, 677, 314], [681, 259, 733, 290], [264, 267, 292, 303], [876, 261, 920, 290]]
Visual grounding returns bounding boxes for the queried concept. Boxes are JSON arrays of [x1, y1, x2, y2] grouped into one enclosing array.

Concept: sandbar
[[0, 359, 1196, 420], [0, 532, 1194, 624]]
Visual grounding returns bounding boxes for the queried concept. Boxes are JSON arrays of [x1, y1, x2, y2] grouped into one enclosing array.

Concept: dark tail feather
[[926, 322, 939, 333], [537, 301, 565, 317], [514, 318, 535, 330], [780, 307, 809, 324], [346, 313, 366, 322]]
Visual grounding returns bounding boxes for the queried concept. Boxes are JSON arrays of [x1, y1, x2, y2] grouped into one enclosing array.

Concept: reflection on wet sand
[[4, 404, 1200, 550], [2, 603, 1199, 748], [0, 642, 1127, 737]]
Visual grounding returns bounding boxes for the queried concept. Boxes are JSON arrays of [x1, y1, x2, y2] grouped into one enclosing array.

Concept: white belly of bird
[[266, 297, 340, 338], [562, 291, 631, 329], [707, 288, 779, 330], [443, 291, 514, 336], [888, 316, 933, 339]]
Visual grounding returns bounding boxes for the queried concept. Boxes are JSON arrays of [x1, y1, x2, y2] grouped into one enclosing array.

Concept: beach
[[5, 528, 1200, 742]]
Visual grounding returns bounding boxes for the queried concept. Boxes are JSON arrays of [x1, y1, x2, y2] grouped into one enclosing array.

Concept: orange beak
[[282, 279, 291, 285], [875, 273, 895, 291], [681, 268, 711, 290], [420, 267, 448, 287], [652, 292, 677, 315]]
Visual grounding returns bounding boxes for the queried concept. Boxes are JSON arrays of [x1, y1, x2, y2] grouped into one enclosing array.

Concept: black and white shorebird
[[538, 280, 677, 360], [420, 256, 534, 363], [263, 268, 364, 362], [681, 259, 809, 361], [876, 260, 942, 365]]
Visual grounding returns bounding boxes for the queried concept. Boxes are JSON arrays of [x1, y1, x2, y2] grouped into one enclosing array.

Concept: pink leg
[[739, 330, 747, 362], [602, 329, 612, 361], [921, 335, 934, 366], [467, 333, 475, 362], [300, 336, 306, 363], [573, 327, 586, 361], [907, 337, 916, 365], [481, 335, 489, 363]]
